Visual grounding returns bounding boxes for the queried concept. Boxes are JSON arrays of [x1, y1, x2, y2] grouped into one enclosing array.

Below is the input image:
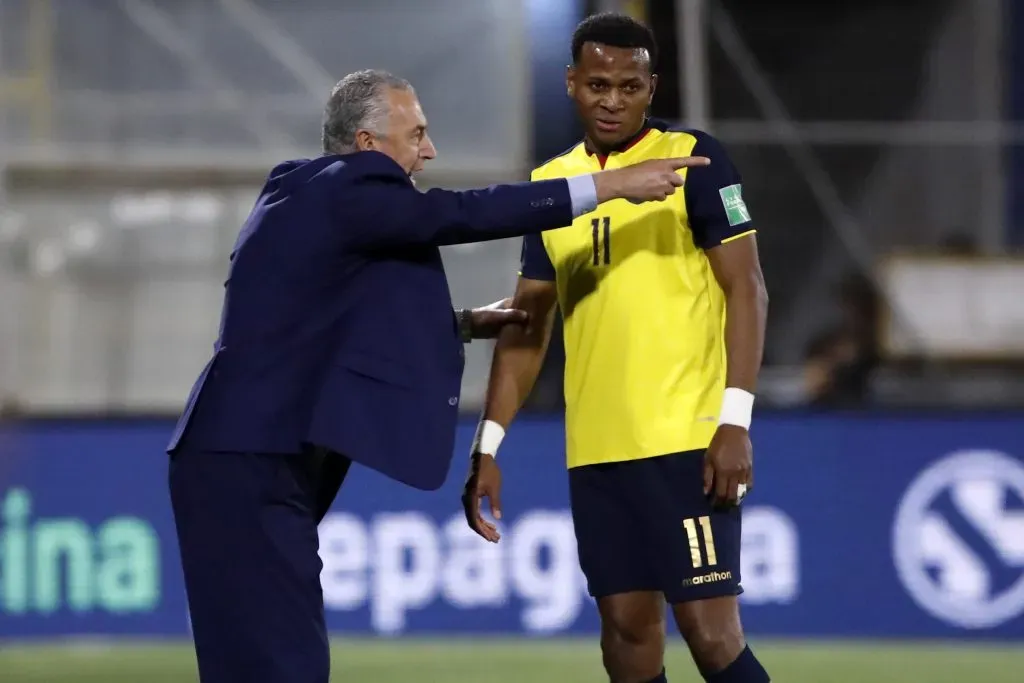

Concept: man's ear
[[566, 66, 576, 97], [355, 129, 377, 152]]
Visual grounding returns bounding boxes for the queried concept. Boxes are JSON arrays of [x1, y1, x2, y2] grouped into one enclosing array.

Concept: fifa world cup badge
[[719, 184, 751, 226]]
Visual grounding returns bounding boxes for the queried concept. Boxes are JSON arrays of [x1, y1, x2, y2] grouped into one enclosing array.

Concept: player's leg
[[598, 592, 666, 683], [652, 451, 770, 682], [169, 448, 331, 683], [569, 463, 668, 683], [672, 596, 766, 681]]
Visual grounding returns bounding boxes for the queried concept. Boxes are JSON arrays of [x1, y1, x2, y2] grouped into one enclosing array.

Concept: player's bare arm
[[462, 277, 558, 542], [482, 278, 559, 427], [704, 235, 769, 507]]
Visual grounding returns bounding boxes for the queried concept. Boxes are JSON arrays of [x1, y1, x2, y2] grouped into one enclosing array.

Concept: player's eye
[[588, 82, 608, 92]]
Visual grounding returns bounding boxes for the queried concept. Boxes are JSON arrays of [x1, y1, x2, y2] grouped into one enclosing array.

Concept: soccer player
[[461, 13, 770, 683]]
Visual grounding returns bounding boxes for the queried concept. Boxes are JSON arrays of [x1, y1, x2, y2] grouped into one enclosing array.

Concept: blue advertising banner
[[1, 414, 1023, 640]]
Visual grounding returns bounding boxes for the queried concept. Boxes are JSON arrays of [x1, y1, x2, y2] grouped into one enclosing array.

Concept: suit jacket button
[[448, 396, 458, 406]]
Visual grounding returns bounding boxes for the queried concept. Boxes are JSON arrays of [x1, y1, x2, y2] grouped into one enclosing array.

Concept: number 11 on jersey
[[591, 216, 611, 266]]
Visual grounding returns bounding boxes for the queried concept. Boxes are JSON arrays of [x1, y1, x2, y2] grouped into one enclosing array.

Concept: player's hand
[[461, 452, 503, 542], [469, 298, 528, 339], [703, 425, 753, 508], [594, 156, 711, 204]]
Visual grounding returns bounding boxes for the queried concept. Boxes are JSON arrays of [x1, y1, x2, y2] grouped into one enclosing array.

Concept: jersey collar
[[584, 118, 667, 168]]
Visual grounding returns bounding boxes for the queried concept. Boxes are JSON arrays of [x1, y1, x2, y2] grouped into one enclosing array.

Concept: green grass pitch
[[0, 638, 1020, 682]]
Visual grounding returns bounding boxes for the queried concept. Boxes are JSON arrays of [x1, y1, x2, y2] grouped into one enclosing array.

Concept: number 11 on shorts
[[682, 516, 717, 568]]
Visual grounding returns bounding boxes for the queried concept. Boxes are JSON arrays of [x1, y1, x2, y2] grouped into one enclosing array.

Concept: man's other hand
[[470, 298, 529, 339], [703, 424, 753, 508], [462, 452, 503, 542], [594, 155, 711, 204]]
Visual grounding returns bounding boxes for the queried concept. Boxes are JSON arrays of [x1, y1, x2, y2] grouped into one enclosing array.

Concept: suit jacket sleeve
[[329, 152, 580, 249]]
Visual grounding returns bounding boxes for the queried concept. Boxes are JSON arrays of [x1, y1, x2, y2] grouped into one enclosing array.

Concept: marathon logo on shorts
[[681, 570, 733, 587]]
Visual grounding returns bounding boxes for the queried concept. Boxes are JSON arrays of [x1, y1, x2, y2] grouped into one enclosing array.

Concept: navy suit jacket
[[167, 150, 576, 490]]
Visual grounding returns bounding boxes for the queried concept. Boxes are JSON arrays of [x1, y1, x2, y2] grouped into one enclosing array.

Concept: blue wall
[[1, 413, 1023, 640]]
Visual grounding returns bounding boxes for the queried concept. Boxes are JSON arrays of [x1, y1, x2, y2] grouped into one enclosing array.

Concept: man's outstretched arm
[[334, 152, 708, 250]]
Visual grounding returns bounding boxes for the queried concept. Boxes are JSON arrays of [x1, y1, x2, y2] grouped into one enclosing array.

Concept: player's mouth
[[595, 119, 622, 133]]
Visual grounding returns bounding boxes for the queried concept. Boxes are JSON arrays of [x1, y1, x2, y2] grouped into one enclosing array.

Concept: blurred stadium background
[[1, 0, 1023, 681]]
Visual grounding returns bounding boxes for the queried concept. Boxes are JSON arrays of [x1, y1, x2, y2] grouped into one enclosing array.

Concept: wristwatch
[[456, 308, 474, 344]]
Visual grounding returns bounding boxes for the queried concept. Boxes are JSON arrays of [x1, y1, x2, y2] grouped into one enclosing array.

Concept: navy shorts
[[568, 450, 743, 604]]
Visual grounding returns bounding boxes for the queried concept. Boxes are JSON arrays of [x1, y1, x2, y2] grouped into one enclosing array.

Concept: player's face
[[359, 88, 437, 180], [568, 42, 657, 150]]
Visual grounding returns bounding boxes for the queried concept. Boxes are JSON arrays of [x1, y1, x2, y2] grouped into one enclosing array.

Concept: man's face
[[358, 88, 437, 178], [567, 42, 657, 149]]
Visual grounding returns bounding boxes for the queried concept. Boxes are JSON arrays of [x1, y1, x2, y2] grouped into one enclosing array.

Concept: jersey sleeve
[[684, 131, 755, 249], [517, 166, 557, 281], [519, 233, 556, 281]]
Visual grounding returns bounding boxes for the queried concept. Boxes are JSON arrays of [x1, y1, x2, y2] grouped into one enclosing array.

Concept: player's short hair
[[571, 12, 658, 72], [322, 69, 413, 154]]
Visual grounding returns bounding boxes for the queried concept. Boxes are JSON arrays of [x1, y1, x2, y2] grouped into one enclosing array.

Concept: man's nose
[[421, 134, 437, 160], [601, 91, 625, 111]]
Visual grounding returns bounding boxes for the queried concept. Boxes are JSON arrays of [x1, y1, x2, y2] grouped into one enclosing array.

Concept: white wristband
[[471, 419, 506, 458], [718, 387, 755, 430]]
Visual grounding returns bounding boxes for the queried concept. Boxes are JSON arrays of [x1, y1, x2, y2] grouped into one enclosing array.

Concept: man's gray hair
[[322, 69, 413, 154]]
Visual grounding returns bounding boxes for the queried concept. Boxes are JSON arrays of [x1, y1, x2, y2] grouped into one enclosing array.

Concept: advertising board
[[1, 414, 1022, 640]]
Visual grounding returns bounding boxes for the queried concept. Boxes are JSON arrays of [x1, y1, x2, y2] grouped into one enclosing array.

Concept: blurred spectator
[[802, 272, 880, 407]]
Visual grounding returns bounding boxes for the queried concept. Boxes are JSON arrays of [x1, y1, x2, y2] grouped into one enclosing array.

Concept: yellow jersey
[[519, 120, 755, 469]]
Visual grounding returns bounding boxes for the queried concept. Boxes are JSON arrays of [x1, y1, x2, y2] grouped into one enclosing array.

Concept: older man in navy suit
[[167, 68, 708, 683]]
